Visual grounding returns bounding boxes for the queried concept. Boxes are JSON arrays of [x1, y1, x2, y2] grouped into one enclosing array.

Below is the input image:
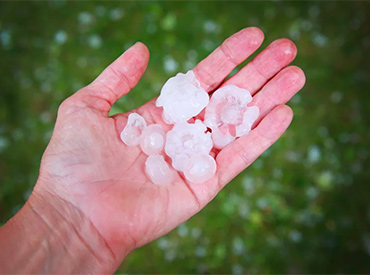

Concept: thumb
[[64, 42, 150, 116]]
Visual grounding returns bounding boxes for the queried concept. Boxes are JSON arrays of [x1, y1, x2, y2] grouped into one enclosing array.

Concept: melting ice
[[184, 154, 216, 184], [165, 120, 213, 172], [120, 113, 146, 146], [156, 70, 209, 124], [145, 155, 174, 185], [140, 124, 166, 155], [204, 85, 259, 149], [120, 72, 259, 184]]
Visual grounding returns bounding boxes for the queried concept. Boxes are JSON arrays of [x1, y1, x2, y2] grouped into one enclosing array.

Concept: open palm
[[34, 27, 305, 267]]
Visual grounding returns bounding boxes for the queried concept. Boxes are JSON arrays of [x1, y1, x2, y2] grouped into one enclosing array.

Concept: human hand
[[31, 27, 305, 271]]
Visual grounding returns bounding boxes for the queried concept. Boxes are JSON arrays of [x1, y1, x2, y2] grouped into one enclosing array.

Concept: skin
[[0, 27, 305, 273]]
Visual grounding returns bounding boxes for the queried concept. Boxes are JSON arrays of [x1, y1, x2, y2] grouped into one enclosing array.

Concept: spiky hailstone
[[120, 113, 147, 147], [145, 155, 174, 185], [204, 85, 259, 149], [165, 120, 213, 173], [156, 70, 209, 124]]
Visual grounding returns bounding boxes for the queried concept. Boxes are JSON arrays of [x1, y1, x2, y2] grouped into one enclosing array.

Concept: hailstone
[[165, 120, 213, 172], [120, 71, 259, 185], [184, 154, 217, 183], [145, 155, 174, 185], [140, 124, 166, 155], [156, 70, 209, 124], [120, 113, 147, 147], [204, 85, 259, 149]]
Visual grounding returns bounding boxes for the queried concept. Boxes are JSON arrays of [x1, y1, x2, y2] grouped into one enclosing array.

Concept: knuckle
[[194, 67, 217, 91], [220, 43, 237, 66], [108, 66, 132, 90], [232, 141, 249, 166]]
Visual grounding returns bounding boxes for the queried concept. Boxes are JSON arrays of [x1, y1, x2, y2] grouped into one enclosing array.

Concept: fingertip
[[291, 65, 306, 88], [287, 65, 306, 89], [274, 104, 294, 130], [240, 26, 265, 47], [276, 104, 294, 121], [272, 38, 297, 63], [133, 41, 150, 59], [280, 104, 294, 130], [276, 65, 306, 92], [119, 42, 150, 87]]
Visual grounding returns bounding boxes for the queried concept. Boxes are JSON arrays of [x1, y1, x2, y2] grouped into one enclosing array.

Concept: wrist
[[0, 186, 118, 273]]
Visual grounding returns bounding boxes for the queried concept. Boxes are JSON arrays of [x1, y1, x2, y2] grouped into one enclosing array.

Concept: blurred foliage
[[0, 1, 369, 274]]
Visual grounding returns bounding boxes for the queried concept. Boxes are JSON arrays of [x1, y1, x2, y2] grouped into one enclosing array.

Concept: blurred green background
[[0, 1, 369, 273]]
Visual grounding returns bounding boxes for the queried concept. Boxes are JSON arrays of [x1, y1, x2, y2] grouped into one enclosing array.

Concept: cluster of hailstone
[[120, 70, 259, 185]]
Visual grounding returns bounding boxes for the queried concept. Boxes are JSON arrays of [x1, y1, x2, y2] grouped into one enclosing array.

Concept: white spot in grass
[[308, 145, 321, 163], [88, 34, 102, 49], [110, 8, 124, 21], [55, 30, 67, 44], [78, 12, 94, 25], [203, 20, 219, 33], [163, 56, 178, 73]]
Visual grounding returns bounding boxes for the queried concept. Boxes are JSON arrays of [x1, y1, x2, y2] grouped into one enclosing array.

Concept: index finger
[[193, 27, 264, 92]]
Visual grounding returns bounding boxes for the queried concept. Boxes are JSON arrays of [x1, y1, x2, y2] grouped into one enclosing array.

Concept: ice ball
[[140, 124, 166, 155], [120, 113, 147, 147], [145, 155, 174, 185], [184, 154, 216, 183]]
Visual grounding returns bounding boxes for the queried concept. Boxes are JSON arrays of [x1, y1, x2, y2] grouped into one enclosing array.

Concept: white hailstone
[[165, 120, 213, 172], [204, 85, 259, 149], [235, 105, 259, 137], [156, 70, 209, 124], [184, 154, 216, 183], [145, 155, 174, 185], [210, 124, 236, 149], [120, 113, 146, 146], [140, 124, 166, 155]]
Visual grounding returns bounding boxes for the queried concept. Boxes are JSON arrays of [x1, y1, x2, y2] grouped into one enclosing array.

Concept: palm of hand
[[42, 100, 210, 256], [35, 28, 305, 261]]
